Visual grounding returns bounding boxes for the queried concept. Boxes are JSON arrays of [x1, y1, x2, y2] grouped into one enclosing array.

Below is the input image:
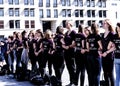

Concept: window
[[99, 10, 102, 17], [9, 20, 14, 28], [66, 0, 70, 6], [30, 8, 34, 17], [15, 20, 20, 28], [62, 9, 66, 17], [79, 0, 83, 7], [62, 20, 66, 28], [24, 0, 29, 5], [91, 0, 95, 7], [9, 8, 14, 16], [39, 9, 43, 18], [30, 0, 34, 5], [53, 0, 57, 7], [103, 10, 106, 17], [46, 0, 50, 7], [39, 0, 43, 7], [25, 20, 29, 28], [61, 0, 65, 6], [99, 20, 103, 27], [87, 0, 90, 7], [88, 20, 91, 26], [24, 8, 29, 17], [80, 10, 83, 17], [0, 20, 4, 29], [87, 10, 91, 17], [31, 20, 35, 28], [75, 20, 79, 28], [0, 0, 3, 4], [54, 9, 58, 18], [8, 0, 13, 4], [102, 1, 106, 8], [15, 0, 19, 5], [75, 10, 79, 17], [98, 0, 102, 7], [67, 9, 71, 17], [92, 10, 95, 17], [15, 8, 19, 16], [47, 9, 51, 17], [0, 8, 4, 16], [74, 0, 78, 6], [80, 20, 84, 24]]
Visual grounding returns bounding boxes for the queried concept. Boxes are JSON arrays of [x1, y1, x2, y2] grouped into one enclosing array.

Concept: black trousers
[[102, 54, 114, 86], [74, 52, 85, 86], [9, 51, 14, 73], [64, 50, 75, 84], [53, 51, 65, 83], [86, 54, 101, 86]]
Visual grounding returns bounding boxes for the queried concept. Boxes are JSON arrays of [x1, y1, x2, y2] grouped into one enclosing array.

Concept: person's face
[[117, 26, 120, 33], [66, 22, 71, 29], [103, 21, 109, 29], [84, 29, 90, 36], [59, 27, 64, 34]]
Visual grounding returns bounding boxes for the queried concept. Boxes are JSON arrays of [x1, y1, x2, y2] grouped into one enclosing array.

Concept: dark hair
[[8, 36, 13, 40], [116, 22, 120, 36], [91, 23, 98, 35], [105, 19, 114, 33], [56, 26, 63, 34], [21, 30, 26, 38], [78, 24, 83, 33], [36, 29, 44, 38]]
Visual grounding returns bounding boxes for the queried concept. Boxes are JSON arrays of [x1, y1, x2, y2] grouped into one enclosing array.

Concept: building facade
[[0, 0, 118, 37]]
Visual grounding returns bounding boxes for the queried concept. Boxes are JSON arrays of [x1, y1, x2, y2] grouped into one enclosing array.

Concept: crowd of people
[[0, 19, 120, 86]]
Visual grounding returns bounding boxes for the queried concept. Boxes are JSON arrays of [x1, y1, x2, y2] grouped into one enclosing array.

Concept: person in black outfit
[[39, 29, 54, 77], [101, 19, 115, 86], [73, 24, 86, 86], [61, 20, 76, 86], [53, 26, 65, 86], [86, 23, 103, 86]]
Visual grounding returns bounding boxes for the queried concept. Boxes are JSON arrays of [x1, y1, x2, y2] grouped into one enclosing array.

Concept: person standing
[[101, 19, 115, 86], [113, 23, 120, 86], [53, 26, 65, 86], [61, 20, 76, 86], [73, 24, 86, 86]]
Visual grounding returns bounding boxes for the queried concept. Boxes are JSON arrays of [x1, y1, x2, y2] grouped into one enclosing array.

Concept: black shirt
[[22, 37, 28, 48], [74, 33, 85, 51], [35, 39, 42, 52], [113, 34, 120, 58], [54, 34, 64, 52], [28, 38, 36, 53], [87, 34, 101, 56]]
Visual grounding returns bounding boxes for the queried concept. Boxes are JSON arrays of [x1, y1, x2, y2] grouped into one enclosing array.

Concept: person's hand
[[101, 52, 107, 57], [81, 49, 85, 54], [35, 52, 38, 56]]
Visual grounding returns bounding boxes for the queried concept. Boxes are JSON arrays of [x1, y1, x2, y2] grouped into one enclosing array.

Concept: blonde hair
[[44, 29, 52, 39]]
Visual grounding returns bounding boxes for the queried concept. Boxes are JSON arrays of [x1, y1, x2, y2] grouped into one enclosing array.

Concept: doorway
[[42, 21, 51, 32]]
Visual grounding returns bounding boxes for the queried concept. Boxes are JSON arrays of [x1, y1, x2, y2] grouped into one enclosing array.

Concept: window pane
[[0, 20, 4, 29], [25, 20, 29, 28], [103, 10, 106, 17], [54, 9, 58, 18], [9, 8, 14, 16], [62, 9, 66, 17], [80, 20, 84, 24], [53, 0, 57, 7], [88, 20, 91, 26], [74, 0, 78, 6], [8, 0, 13, 4], [75, 10, 79, 17], [75, 20, 79, 28], [9, 20, 14, 28], [47, 9, 51, 17], [24, 0, 29, 5], [87, 0, 90, 7], [46, 0, 50, 7], [30, 9, 34, 17], [15, 8, 19, 16], [39, 9, 43, 18], [0, 0, 3, 4], [92, 10, 95, 17], [31, 20, 35, 28], [30, 0, 34, 5], [61, 0, 65, 6], [62, 20, 66, 28], [103, 1, 106, 8], [99, 10, 102, 17], [15, 20, 20, 28], [66, 0, 70, 6], [79, 0, 83, 7], [67, 9, 71, 17], [39, 0, 43, 7], [80, 10, 83, 17], [24, 8, 29, 17], [0, 8, 4, 16], [15, 0, 19, 5], [87, 10, 91, 17], [91, 0, 95, 7]]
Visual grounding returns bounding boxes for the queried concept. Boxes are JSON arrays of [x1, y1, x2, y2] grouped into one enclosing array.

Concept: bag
[[30, 75, 44, 85], [100, 73, 106, 86]]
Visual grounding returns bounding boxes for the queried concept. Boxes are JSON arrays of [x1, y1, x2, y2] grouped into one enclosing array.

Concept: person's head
[[28, 30, 34, 39], [44, 29, 52, 39], [91, 22, 98, 35], [103, 19, 114, 33], [13, 31, 17, 38], [35, 29, 43, 39], [116, 22, 120, 35], [65, 20, 73, 29], [8, 36, 13, 42], [56, 26, 64, 34], [84, 27, 91, 37], [21, 30, 27, 38], [78, 24, 84, 33]]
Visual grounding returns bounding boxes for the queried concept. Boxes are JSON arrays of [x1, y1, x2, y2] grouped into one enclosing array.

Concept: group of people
[[0, 19, 120, 86]]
